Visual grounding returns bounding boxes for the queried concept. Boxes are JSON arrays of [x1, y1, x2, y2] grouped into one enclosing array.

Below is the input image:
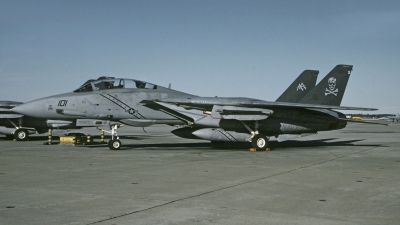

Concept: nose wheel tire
[[108, 139, 121, 150], [14, 129, 28, 141], [252, 134, 268, 151]]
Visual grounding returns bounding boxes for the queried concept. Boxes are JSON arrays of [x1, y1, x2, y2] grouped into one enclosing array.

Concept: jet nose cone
[[11, 101, 44, 117], [11, 104, 30, 115]]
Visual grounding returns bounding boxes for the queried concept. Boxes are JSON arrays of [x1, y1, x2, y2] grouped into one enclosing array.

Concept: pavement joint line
[[86, 146, 380, 225]]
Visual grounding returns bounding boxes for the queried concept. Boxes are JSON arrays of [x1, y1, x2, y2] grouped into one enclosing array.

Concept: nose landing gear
[[108, 139, 121, 150], [102, 124, 122, 150], [14, 128, 29, 141]]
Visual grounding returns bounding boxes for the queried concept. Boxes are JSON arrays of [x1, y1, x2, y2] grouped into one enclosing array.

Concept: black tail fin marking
[[299, 64, 352, 106], [276, 70, 319, 103]]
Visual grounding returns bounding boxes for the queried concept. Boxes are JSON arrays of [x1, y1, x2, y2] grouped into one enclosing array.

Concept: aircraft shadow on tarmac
[[79, 138, 384, 151], [1, 136, 384, 151], [0, 134, 150, 141], [267, 138, 384, 150]]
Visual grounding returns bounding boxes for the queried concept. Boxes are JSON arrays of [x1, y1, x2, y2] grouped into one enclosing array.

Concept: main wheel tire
[[251, 134, 268, 151], [14, 129, 28, 141], [108, 140, 121, 150]]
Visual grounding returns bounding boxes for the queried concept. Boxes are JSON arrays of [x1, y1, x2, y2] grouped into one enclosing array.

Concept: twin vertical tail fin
[[276, 70, 319, 103], [299, 64, 352, 106]]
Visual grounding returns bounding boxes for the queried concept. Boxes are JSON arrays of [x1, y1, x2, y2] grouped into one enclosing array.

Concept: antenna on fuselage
[[168, 83, 171, 89]]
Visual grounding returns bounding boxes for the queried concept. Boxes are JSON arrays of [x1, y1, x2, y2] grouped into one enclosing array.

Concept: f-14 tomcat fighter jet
[[8, 69, 316, 148], [8, 68, 316, 147], [12, 65, 377, 150]]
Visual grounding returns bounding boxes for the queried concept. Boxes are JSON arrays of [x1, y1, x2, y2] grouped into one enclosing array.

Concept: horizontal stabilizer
[[338, 118, 388, 126]]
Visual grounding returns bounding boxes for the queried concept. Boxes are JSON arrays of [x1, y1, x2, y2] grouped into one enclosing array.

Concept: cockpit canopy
[[74, 77, 158, 92]]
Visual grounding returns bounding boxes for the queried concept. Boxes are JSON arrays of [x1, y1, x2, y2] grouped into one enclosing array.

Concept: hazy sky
[[1, 0, 399, 113]]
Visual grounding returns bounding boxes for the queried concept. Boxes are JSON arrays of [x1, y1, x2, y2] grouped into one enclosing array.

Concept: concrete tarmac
[[0, 123, 399, 225]]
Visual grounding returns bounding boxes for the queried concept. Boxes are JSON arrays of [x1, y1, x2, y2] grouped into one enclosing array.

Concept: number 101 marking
[[58, 100, 68, 106]]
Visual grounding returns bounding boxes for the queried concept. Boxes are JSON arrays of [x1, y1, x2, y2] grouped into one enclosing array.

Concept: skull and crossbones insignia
[[325, 77, 338, 96]]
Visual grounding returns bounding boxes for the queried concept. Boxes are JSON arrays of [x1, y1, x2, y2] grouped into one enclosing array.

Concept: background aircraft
[[12, 65, 377, 150], [0, 101, 112, 141], [0, 101, 35, 140], [379, 114, 400, 122]]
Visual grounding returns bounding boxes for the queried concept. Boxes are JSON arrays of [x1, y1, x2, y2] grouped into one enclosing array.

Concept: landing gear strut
[[8, 118, 29, 141], [102, 124, 122, 150], [241, 121, 270, 151]]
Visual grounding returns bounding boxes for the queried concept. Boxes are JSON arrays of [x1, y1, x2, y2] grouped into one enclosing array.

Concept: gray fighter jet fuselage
[[15, 78, 194, 123]]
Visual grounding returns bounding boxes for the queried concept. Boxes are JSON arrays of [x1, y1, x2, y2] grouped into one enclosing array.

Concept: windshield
[[74, 77, 158, 92]]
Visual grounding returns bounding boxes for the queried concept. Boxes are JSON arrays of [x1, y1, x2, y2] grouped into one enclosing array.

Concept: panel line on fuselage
[[99, 94, 146, 119]]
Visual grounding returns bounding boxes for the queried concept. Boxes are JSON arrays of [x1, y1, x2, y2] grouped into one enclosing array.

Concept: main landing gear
[[251, 133, 269, 151], [242, 121, 270, 151]]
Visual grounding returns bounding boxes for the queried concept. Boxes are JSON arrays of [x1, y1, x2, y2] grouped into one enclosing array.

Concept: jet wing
[[142, 100, 205, 125], [142, 99, 274, 125], [338, 118, 388, 126], [143, 97, 377, 126], [156, 97, 378, 111], [142, 100, 273, 125]]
